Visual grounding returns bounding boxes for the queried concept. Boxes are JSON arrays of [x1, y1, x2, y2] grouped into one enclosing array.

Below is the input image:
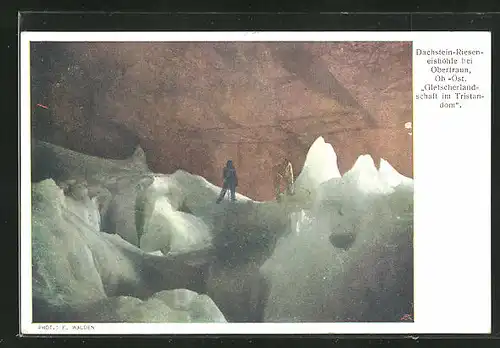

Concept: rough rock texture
[[31, 41, 412, 200]]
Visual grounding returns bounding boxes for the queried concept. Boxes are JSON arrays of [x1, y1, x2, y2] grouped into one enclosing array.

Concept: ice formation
[[31, 179, 222, 322], [30, 136, 413, 323], [261, 144, 413, 321], [293, 136, 342, 205], [72, 289, 226, 323]]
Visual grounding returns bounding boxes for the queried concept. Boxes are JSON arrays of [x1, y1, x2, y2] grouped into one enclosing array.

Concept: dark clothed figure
[[216, 160, 238, 203]]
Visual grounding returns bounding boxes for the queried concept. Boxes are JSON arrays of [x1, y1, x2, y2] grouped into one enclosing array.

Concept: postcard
[[20, 30, 491, 335]]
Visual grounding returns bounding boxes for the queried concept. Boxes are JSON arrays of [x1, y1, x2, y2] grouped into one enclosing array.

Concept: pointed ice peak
[[343, 154, 387, 194], [379, 158, 396, 173], [379, 159, 413, 188], [301, 136, 340, 177], [346, 154, 378, 177], [131, 145, 146, 163], [307, 136, 330, 155], [129, 145, 150, 171], [294, 136, 341, 194]]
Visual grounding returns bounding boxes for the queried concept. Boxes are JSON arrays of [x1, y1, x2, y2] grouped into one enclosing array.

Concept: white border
[[20, 31, 491, 335], [20, 31, 33, 331]]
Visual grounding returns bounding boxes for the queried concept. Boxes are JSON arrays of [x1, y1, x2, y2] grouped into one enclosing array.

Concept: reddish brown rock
[[31, 41, 412, 201]]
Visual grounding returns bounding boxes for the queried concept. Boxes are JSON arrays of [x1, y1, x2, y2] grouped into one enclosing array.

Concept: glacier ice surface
[[30, 136, 413, 323]]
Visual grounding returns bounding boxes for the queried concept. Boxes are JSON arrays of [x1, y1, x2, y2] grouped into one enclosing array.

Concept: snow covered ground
[[30, 136, 413, 323]]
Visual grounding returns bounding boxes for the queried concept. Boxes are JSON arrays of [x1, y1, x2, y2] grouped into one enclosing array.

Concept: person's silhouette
[[216, 160, 238, 203]]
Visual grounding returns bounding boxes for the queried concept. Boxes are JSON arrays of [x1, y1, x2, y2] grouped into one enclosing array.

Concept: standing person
[[216, 160, 238, 203], [273, 158, 294, 202]]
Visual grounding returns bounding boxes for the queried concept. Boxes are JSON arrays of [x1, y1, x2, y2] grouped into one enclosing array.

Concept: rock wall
[[31, 41, 413, 200]]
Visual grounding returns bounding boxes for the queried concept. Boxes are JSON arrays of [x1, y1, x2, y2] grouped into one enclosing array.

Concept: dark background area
[[29, 40, 413, 200]]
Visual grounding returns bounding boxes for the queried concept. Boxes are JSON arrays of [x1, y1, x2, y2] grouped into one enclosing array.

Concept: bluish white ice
[[30, 136, 413, 323]]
